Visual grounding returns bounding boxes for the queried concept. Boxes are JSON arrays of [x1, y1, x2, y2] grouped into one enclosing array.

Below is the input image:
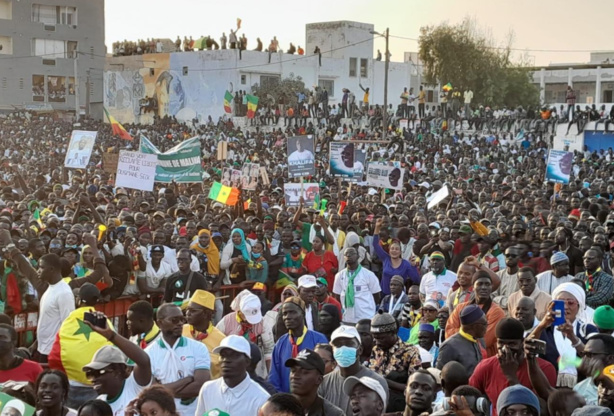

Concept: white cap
[[239, 293, 263, 324], [298, 275, 317, 288], [331, 325, 361, 344], [212, 335, 251, 358], [343, 376, 387, 406]]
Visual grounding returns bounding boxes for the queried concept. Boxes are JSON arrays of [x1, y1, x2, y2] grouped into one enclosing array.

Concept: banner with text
[[366, 162, 404, 190], [545, 149, 573, 184], [288, 135, 316, 178], [139, 135, 203, 183], [115, 151, 157, 191]]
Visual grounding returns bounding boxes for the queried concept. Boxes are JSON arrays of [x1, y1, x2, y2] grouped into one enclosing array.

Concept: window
[[349, 58, 357, 77], [32, 5, 77, 26], [33, 39, 65, 58], [68, 77, 75, 95], [32, 75, 45, 101], [182, 66, 188, 76], [318, 79, 334, 98], [427, 90, 434, 102], [0, 36, 12, 55], [260, 75, 280, 89], [360, 58, 368, 78], [0, 1, 12, 20], [47, 76, 66, 102], [241, 74, 246, 85], [59, 6, 76, 26], [66, 41, 78, 58]]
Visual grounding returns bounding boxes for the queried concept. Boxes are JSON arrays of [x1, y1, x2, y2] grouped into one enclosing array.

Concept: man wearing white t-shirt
[[333, 248, 381, 324], [82, 311, 152, 416], [288, 138, 315, 165], [419, 251, 457, 308], [146, 303, 211, 416]]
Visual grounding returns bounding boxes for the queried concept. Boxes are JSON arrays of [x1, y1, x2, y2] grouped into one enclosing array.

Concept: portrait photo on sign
[[329, 142, 354, 177], [222, 167, 242, 188], [64, 130, 97, 169], [352, 148, 367, 182], [366, 162, 404, 190], [241, 163, 260, 191], [287, 135, 315, 178], [284, 183, 320, 207]]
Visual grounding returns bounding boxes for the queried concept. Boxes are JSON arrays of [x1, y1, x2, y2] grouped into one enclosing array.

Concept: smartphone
[[84, 312, 107, 329], [529, 339, 547, 356], [552, 300, 566, 326]]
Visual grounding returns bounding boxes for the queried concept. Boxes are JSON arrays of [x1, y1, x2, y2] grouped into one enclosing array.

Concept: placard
[[427, 186, 450, 210], [284, 183, 320, 207], [222, 167, 242, 188], [546, 149, 573, 184], [140, 135, 202, 183], [330, 142, 354, 177], [352, 148, 367, 182], [240, 163, 260, 191], [0, 392, 35, 416], [102, 153, 119, 174], [366, 162, 404, 190], [287, 135, 316, 178], [64, 130, 96, 169], [115, 150, 158, 191]]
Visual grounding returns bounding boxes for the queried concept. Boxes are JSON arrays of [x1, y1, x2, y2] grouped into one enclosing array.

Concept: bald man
[[513, 296, 558, 370]]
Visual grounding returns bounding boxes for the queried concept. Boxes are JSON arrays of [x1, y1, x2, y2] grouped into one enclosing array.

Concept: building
[[104, 20, 435, 125], [0, 0, 105, 117]]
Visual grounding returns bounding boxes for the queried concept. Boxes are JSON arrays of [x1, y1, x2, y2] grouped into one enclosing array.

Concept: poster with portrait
[[287, 135, 316, 178], [240, 163, 260, 191], [545, 149, 573, 184], [221, 167, 242, 188], [366, 162, 404, 190], [352, 148, 367, 182], [329, 142, 354, 177], [284, 183, 320, 207], [0, 392, 35, 416], [64, 130, 97, 169]]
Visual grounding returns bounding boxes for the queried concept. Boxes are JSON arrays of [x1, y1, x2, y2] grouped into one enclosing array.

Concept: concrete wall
[[0, 0, 105, 116]]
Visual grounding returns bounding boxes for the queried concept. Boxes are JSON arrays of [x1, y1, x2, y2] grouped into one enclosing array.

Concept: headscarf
[[231, 228, 250, 261], [74, 245, 94, 278], [338, 231, 369, 269], [191, 229, 220, 275], [552, 282, 586, 318]]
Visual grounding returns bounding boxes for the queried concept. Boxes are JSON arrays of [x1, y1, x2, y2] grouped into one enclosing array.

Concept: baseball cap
[[343, 376, 387, 406], [316, 277, 328, 287], [239, 293, 263, 324], [285, 348, 325, 375], [150, 245, 164, 255], [459, 225, 473, 234], [290, 240, 302, 248], [298, 275, 317, 288], [212, 335, 251, 358], [83, 345, 127, 370], [331, 325, 361, 344]]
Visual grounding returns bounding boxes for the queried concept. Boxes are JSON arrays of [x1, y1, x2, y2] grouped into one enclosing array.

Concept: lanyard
[[389, 294, 404, 313]]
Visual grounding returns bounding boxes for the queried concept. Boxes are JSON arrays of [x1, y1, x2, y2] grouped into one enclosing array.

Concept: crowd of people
[[0, 82, 614, 416]]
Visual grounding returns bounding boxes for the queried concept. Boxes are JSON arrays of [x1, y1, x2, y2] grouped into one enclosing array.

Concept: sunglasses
[[85, 368, 113, 380], [505, 253, 518, 258]]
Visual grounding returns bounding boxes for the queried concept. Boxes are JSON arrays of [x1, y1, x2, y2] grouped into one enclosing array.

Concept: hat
[[594, 305, 614, 331], [153, 211, 165, 219], [212, 231, 222, 238], [78, 283, 101, 303], [212, 334, 251, 358], [459, 225, 473, 234], [390, 275, 404, 287], [496, 385, 540, 416], [83, 345, 127, 370], [285, 348, 325, 375], [495, 317, 525, 340], [571, 406, 614, 416], [343, 376, 387, 406], [290, 240, 302, 248], [239, 294, 263, 324], [419, 323, 435, 334], [316, 277, 328, 287], [371, 310, 397, 333], [150, 244, 164, 254], [189, 289, 215, 310], [599, 365, 614, 384], [429, 251, 445, 260], [476, 236, 494, 245], [550, 251, 569, 265], [283, 296, 306, 312], [298, 275, 317, 288], [252, 282, 267, 292], [428, 222, 441, 230], [3, 400, 25, 416], [423, 299, 440, 311], [460, 304, 485, 325], [426, 367, 442, 385], [331, 325, 361, 344]]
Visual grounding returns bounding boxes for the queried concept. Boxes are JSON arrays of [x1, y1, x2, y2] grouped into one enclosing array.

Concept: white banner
[[283, 183, 320, 207], [64, 130, 97, 169], [366, 162, 404, 190], [115, 150, 158, 191]]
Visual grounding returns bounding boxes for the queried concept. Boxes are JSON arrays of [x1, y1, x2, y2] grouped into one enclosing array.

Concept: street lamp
[[370, 28, 389, 141]]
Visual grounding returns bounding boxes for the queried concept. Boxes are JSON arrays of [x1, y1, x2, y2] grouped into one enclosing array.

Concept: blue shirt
[[373, 235, 420, 295], [268, 330, 328, 393]]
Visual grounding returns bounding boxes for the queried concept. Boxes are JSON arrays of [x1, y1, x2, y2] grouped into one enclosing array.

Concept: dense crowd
[[0, 88, 614, 416]]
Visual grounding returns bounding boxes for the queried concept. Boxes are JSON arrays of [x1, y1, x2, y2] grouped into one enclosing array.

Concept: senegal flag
[[48, 307, 113, 385], [246, 94, 259, 119], [224, 91, 233, 113], [33, 209, 43, 228], [208, 182, 239, 206], [103, 107, 133, 141]]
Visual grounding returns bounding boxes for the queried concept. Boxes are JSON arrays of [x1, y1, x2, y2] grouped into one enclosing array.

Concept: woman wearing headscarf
[[338, 231, 371, 270], [530, 281, 597, 387], [319, 303, 341, 340], [301, 234, 338, 287], [220, 228, 252, 284], [191, 229, 223, 322]]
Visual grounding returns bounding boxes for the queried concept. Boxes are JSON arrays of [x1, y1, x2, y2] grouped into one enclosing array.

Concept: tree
[[250, 73, 308, 108], [418, 18, 538, 108]]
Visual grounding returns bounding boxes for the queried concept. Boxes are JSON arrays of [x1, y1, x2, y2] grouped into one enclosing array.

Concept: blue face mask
[[252, 253, 262, 259], [333, 346, 357, 368]]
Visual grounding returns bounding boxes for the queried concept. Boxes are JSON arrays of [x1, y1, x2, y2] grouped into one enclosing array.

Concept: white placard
[[64, 130, 97, 169], [366, 162, 404, 190], [115, 150, 158, 191], [427, 186, 450, 210]]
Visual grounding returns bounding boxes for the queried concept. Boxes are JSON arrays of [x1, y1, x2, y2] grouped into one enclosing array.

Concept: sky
[[105, 0, 614, 66]]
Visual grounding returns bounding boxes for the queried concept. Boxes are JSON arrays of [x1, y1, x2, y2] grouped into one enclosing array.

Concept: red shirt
[[302, 251, 338, 287], [469, 356, 556, 416], [0, 359, 43, 384], [317, 295, 342, 317]]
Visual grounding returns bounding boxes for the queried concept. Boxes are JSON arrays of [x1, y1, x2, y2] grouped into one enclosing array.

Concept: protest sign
[[0, 392, 35, 416], [284, 183, 320, 207], [64, 130, 96, 169], [366, 162, 404, 190], [352, 148, 367, 182], [287, 135, 316, 178], [140, 135, 203, 183], [240, 163, 260, 191], [115, 151, 157, 191], [222, 167, 242, 188], [427, 186, 450, 210], [329, 142, 354, 177], [545, 149, 573, 184], [102, 153, 119, 174]]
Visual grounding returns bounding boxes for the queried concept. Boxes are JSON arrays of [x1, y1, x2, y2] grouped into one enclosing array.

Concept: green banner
[[139, 135, 203, 183]]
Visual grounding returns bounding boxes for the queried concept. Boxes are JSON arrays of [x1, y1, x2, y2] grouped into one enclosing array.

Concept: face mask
[[252, 253, 262, 259], [333, 346, 358, 368]]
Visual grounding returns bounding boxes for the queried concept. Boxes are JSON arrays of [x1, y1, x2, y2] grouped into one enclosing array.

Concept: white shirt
[[333, 266, 381, 324], [146, 336, 211, 416], [419, 270, 457, 306], [38, 280, 75, 354], [195, 374, 270, 416], [143, 259, 174, 289], [98, 373, 150, 416], [288, 149, 315, 164], [306, 304, 314, 331]]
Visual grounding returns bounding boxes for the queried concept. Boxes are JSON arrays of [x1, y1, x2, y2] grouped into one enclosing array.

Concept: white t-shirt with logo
[[98, 373, 151, 416]]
